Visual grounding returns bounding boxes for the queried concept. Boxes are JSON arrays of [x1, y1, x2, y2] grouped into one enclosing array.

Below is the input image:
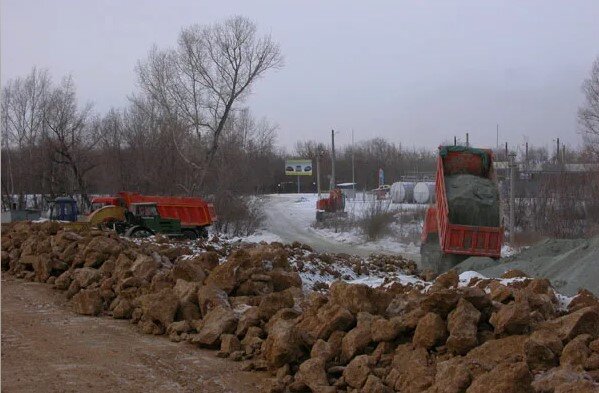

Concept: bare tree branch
[[135, 16, 283, 194], [579, 56, 599, 159]]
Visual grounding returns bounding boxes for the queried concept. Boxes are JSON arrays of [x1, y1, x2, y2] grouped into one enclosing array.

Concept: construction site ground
[[0, 276, 266, 393], [2, 217, 599, 392]]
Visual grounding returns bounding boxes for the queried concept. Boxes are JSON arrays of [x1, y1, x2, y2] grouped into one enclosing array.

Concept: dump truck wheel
[[315, 211, 324, 222], [182, 229, 198, 240], [125, 226, 155, 238], [198, 227, 208, 238]]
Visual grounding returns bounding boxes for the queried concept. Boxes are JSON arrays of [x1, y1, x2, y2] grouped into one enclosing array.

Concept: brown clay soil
[[1, 275, 266, 393]]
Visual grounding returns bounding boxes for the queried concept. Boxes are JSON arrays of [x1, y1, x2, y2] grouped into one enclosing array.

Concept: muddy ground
[[1, 276, 266, 393]]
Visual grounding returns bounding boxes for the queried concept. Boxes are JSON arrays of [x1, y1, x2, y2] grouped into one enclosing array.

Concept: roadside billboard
[[285, 159, 313, 176]]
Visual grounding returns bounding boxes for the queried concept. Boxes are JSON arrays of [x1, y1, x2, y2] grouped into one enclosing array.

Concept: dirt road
[[263, 194, 420, 260], [1, 276, 266, 393]]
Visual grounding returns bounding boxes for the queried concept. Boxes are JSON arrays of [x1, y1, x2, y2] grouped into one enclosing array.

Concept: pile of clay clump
[[2, 222, 599, 393]]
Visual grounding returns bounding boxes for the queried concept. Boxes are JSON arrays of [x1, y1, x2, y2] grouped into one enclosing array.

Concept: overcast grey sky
[[2, 1, 598, 151]]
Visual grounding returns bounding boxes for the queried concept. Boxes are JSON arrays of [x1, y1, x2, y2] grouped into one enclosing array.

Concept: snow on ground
[[260, 193, 423, 259], [457, 271, 487, 287], [225, 230, 283, 244], [501, 244, 522, 258], [554, 293, 574, 312]]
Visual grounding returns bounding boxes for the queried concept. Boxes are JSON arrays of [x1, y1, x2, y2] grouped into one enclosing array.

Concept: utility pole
[[509, 152, 517, 244], [351, 129, 355, 192], [316, 151, 322, 200], [556, 138, 560, 164], [466, 132, 469, 147], [454, 136, 457, 146], [496, 124, 499, 149], [330, 129, 336, 190]]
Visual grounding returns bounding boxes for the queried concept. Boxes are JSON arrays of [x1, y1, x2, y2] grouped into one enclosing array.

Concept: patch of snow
[[555, 293, 574, 312], [312, 223, 420, 255], [233, 303, 253, 316], [458, 271, 487, 287], [347, 276, 386, 287], [499, 277, 530, 285], [226, 230, 283, 244], [501, 244, 519, 258]]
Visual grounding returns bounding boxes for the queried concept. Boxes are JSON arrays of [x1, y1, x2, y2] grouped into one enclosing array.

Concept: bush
[[358, 200, 397, 240], [212, 192, 265, 236], [509, 171, 599, 239]]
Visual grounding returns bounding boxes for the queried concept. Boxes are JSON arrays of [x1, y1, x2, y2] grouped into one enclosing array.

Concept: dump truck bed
[[434, 147, 503, 258]]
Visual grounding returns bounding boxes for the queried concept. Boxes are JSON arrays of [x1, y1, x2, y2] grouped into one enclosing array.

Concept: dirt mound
[[283, 245, 421, 291], [2, 222, 599, 392], [457, 237, 599, 296], [445, 174, 500, 227]]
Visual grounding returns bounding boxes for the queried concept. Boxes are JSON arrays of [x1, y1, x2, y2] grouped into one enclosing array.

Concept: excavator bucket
[[87, 205, 127, 227]]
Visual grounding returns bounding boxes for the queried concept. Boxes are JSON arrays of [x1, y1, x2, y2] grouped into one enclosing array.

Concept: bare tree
[[1, 67, 51, 206], [579, 56, 599, 159], [43, 76, 98, 207], [1, 67, 50, 148], [136, 16, 283, 192]]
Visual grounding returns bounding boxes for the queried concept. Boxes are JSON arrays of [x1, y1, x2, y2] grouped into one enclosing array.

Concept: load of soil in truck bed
[[445, 174, 500, 227]]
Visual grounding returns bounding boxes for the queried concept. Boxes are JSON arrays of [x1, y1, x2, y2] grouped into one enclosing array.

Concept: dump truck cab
[[316, 188, 347, 221], [123, 202, 182, 238]]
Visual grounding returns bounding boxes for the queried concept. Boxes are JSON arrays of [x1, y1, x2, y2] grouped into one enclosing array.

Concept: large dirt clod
[[71, 288, 103, 316], [413, 312, 447, 349], [171, 258, 206, 283], [446, 298, 480, 355], [467, 362, 533, 393], [343, 354, 373, 389], [525, 330, 564, 371], [194, 305, 238, 347], [263, 311, 305, 369], [138, 288, 179, 332]]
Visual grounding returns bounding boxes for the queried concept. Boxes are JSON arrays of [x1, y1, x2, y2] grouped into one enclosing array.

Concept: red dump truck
[[316, 189, 346, 221], [91, 192, 216, 239], [420, 146, 503, 273]]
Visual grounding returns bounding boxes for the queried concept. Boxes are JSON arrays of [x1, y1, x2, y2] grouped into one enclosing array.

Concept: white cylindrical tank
[[414, 182, 436, 204], [390, 183, 402, 203], [390, 182, 415, 203]]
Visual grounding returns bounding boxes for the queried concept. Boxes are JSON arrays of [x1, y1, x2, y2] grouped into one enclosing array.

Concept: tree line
[[2, 16, 598, 228]]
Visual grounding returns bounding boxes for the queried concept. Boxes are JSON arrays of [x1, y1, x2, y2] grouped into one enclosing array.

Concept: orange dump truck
[[91, 192, 216, 238], [420, 146, 503, 273]]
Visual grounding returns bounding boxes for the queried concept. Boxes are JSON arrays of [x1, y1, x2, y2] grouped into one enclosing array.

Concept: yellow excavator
[[64, 205, 127, 231]]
